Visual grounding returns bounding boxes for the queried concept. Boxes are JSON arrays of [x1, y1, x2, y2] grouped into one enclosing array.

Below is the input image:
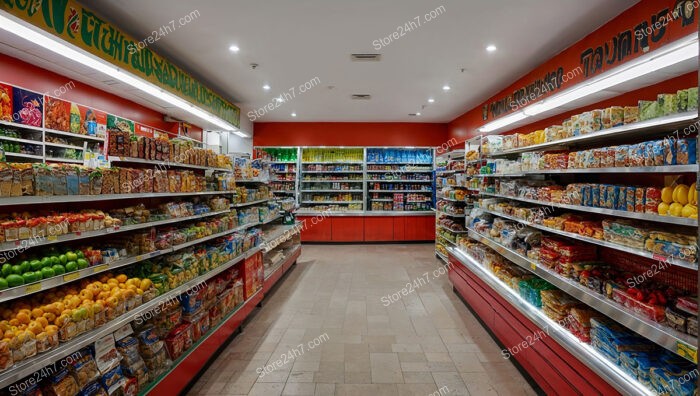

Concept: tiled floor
[[190, 244, 537, 396]]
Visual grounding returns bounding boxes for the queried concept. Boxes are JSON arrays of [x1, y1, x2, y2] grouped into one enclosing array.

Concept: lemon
[[669, 202, 684, 217], [674, 184, 689, 205], [690, 183, 697, 205], [661, 187, 674, 204], [657, 202, 670, 215], [682, 204, 698, 218]]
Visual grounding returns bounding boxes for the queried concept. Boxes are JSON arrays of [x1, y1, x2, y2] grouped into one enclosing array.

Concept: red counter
[[296, 214, 435, 242]]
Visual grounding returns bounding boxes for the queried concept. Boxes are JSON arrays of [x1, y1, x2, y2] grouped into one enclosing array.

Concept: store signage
[[482, 0, 696, 122], [0, 0, 240, 128]]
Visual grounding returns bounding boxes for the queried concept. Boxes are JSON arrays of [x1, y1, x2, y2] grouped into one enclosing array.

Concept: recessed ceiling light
[[416, 112, 421, 116], [291, 112, 297, 117], [442, 85, 450, 91], [486, 44, 497, 52], [428, 98, 435, 103], [263, 84, 271, 91], [275, 97, 284, 103], [229, 45, 240, 53]]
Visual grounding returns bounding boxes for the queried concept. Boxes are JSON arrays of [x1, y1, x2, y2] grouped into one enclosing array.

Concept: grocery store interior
[[0, 0, 697, 395]]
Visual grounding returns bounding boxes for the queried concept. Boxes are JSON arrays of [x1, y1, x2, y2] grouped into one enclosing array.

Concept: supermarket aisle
[[190, 244, 536, 396]]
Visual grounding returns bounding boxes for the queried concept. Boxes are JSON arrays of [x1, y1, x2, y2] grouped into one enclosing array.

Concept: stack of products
[[255, 147, 297, 163], [482, 87, 698, 154], [366, 148, 432, 164], [301, 148, 363, 163], [234, 158, 266, 180], [107, 134, 231, 169]]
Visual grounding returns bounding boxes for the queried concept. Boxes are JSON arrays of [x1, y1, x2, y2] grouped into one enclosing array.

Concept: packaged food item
[[651, 140, 664, 166], [627, 144, 645, 167], [688, 316, 698, 337], [0, 339, 13, 372], [624, 187, 636, 212], [68, 348, 100, 388], [623, 106, 639, 124], [100, 365, 126, 394], [614, 146, 628, 167], [676, 139, 697, 165], [608, 106, 624, 127], [165, 323, 192, 360], [78, 381, 109, 396], [639, 100, 659, 121], [136, 326, 164, 359], [658, 93, 678, 116], [47, 367, 80, 396], [634, 188, 645, 213], [676, 296, 698, 315], [689, 87, 698, 111], [662, 138, 676, 165], [615, 186, 627, 211], [11, 330, 37, 362], [645, 238, 697, 262], [644, 188, 661, 214], [643, 141, 654, 167]]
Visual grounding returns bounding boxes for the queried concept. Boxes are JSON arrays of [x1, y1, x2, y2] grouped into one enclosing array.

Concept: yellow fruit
[[690, 214, 698, 219], [140, 279, 153, 290], [657, 202, 670, 215], [690, 183, 698, 205], [682, 204, 698, 218], [669, 202, 684, 217], [674, 185, 689, 205], [662, 187, 674, 204], [116, 274, 127, 283]]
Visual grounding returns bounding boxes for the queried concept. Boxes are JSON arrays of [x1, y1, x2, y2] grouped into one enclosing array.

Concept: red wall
[[253, 122, 448, 147], [448, 0, 697, 142], [0, 55, 203, 136]]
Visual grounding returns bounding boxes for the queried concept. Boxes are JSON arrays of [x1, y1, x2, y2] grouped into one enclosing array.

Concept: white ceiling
[[6, 0, 639, 126]]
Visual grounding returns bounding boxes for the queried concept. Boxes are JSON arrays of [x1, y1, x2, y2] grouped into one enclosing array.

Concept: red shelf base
[[448, 253, 620, 395], [263, 247, 301, 293], [297, 215, 435, 242]]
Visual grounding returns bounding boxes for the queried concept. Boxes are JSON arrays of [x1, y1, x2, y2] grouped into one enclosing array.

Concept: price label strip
[[92, 264, 110, 273], [25, 282, 42, 293], [63, 272, 81, 282]]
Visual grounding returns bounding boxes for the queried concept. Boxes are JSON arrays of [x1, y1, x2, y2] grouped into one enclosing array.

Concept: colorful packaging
[[652, 141, 665, 166], [634, 188, 645, 213], [639, 100, 659, 121], [676, 139, 697, 165], [689, 87, 698, 111], [628, 144, 645, 167], [645, 188, 661, 213], [615, 146, 628, 167], [677, 89, 689, 112], [623, 106, 639, 124], [626, 187, 636, 212], [605, 185, 616, 209], [658, 93, 678, 116], [663, 138, 676, 165], [644, 141, 655, 167], [609, 106, 624, 127], [615, 186, 626, 211]]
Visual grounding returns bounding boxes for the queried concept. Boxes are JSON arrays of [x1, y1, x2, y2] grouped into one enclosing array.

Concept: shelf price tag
[[652, 254, 667, 262], [530, 262, 537, 271], [25, 283, 42, 293], [63, 272, 80, 282], [47, 235, 58, 241], [92, 264, 109, 273], [677, 342, 698, 363]]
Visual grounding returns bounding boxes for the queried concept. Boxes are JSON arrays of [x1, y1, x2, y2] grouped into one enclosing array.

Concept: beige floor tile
[[188, 245, 535, 395]]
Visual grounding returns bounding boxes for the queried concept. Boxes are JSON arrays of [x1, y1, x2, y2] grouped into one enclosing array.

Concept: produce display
[[483, 87, 698, 154], [469, 213, 696, 335], [484, 200, 697, 262], [461, 240, 697, 396], [108, 133, 231, 169], [492, 179, 698, 219], [481, 138, 697, 174]]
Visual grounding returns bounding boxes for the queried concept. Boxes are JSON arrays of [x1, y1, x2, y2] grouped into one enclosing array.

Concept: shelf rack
[[480, 208, 698, 270], [448, 246, 655, 396], [466, 230, 697, 364]]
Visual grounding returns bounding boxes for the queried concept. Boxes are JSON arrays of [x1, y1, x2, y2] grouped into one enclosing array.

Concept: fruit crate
[[611, 288, 666, 322]]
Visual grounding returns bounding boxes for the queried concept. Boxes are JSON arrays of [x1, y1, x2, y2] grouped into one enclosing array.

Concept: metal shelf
[[436, 224, 468, 234], [435, 170, 461, 175], [301, 179, 364, 182], [5, 152, 43, 160], [171, 222, 261, 251], [467, 230, 697, 364], [302, 171, 364, 174], [0, 246, 259, 389], [366, 162, 433, 165], [0, 210, 231, 253], [474, 165, 698, 177], [435, 210, 465, 218], [300, 189, 364, 193], [110, 156, 233, 172], [43, 128, 105, 142], [0, 135, 42, 145], [44, 142, 84, 151], [0, 191, 232, 206], [0, 119, 44, 132], [365, 179, 432, 183], [264, 246, 301, 279], [271, 179, 295, 182], [488, 112, 698, 157], [301, 161, 363, 164], [272, 190, 295, 194], [300, 201, 363, 204], [369, 199, 393, 202], [46, 157, 83, 164], [437, 236, 456, 247], [271, 171, 296, 174], [480, 208, 698, 270], [231, 198, 270, 208], [448, 246, 655, 396], [369, 190, 432, 193], [262, 222, 302, 252], [269, 161, 296, 164], [366, 170, 433, 173], [261, 214, 283, 225], [237, 179, 269, 183], [437, 196, 466, 203], [481, 192, 698, 227]]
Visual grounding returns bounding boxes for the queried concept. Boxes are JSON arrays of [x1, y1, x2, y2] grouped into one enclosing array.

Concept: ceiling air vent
[[351, 94, 371, 100], [351, 53, 381, 61]]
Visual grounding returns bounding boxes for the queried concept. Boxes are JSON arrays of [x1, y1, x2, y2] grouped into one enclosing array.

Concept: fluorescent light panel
[[479, 35, 698, 133], [0, 12, 237, 131]]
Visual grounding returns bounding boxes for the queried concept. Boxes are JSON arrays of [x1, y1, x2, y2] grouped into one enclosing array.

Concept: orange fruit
[[116, 274, 127, 283], [79, 289, 94, 301], [4, 330, 14, 339], [55, 314, 70, 327], [16, 313, 30, 325], [42, 312, 56, 323], [36, 317, 49, 328], [31, 308, 44, 319], [18, 309, 31, 318], [27, 322, 43, 335]]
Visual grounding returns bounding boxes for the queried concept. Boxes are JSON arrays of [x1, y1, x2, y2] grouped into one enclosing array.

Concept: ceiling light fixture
[[0, 12, 237, 131], [291, 113, 297, 117], [229, 45, 240, 53], [486, 45, 497, 52], [428, 98, 435, 103], [479, 35, 698, 133], [233, 130, 250, 138], [262, 84, 271, 91], [442, 85, 451, 91], [416, 112, 421, 116]]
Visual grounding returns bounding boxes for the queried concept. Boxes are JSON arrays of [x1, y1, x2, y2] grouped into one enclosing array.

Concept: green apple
[[66, 252, 78, 262]]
